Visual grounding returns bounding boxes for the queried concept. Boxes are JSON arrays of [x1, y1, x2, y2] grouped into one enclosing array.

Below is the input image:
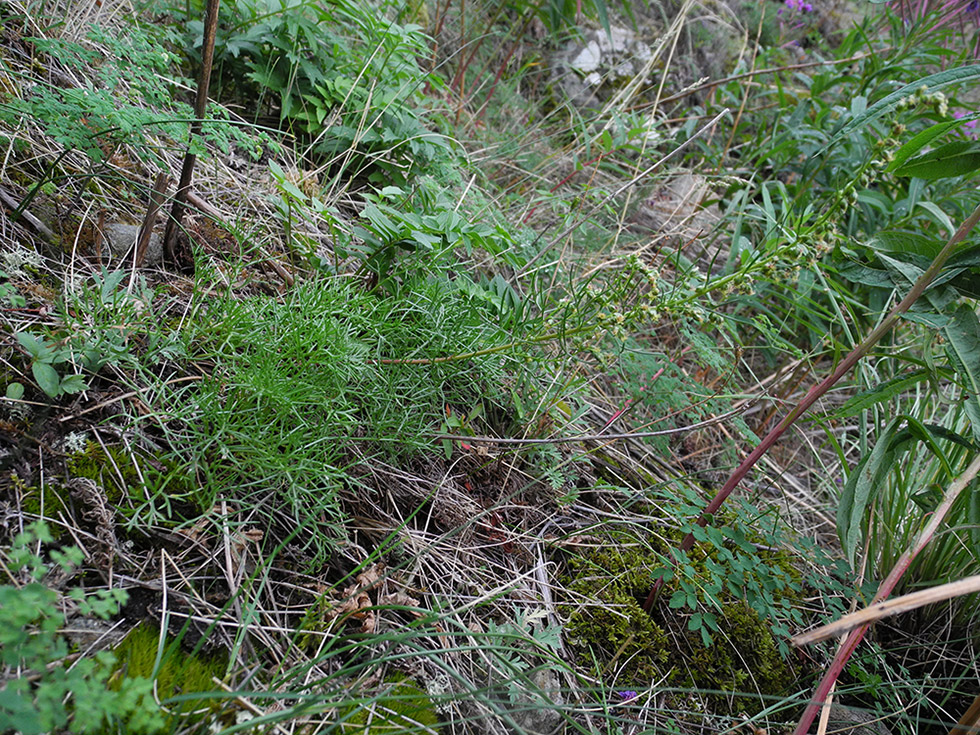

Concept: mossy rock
[[560, 532, 796, 714], [338, 675, 440, 734], [67, 440, 201, 523], [111, 622, 227, 718], [563, 542, 671, 684]]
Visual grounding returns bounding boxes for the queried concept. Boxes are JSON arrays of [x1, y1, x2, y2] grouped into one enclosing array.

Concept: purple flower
[[617, 690, 639, 703], [955, 111, 979, 139]]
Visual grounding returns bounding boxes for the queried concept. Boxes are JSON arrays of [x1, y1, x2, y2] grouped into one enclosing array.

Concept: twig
[[57, 375, 205, 422], [950, 693, 980, 735], [792, 573, 980, 646], [163, 0, 220, 267], [132, 173, 169, 271], [435, 404, 747, 445], [0, 184, 56, 241]]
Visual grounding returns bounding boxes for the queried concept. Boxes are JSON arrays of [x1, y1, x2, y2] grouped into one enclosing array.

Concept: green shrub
[[0, 522, 164, 734]]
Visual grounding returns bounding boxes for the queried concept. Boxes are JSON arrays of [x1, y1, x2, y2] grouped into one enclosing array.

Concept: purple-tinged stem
[[642, 199, 980, 614]]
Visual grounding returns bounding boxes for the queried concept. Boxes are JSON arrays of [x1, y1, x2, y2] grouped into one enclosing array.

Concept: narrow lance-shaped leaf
[[838, 418, 899, 566], [893, 140, 980, 181], [886, 117, 975, 172]]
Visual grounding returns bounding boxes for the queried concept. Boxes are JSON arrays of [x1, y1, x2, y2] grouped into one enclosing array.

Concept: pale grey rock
[[823, 704, 893, 735], [102, 222, 163, 266], [506, 668, 564, 735], [552, 24, 654, 106]]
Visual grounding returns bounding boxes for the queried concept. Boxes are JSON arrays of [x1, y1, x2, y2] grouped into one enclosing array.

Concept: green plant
[[1, 24, 262, 166], [182, 0, 451, 186], [0, 522, 164, 734], [12, 269, 177, 399], [14, 331, 88, 399]]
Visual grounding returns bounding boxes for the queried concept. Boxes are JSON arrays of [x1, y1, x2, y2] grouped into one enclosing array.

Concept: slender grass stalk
[[642, 199, 980, 613]]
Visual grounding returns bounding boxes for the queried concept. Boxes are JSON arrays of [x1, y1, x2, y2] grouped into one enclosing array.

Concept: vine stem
[[641, 198, 980, 614]]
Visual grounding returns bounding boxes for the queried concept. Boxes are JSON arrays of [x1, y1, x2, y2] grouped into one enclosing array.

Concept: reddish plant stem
[[642, 199, 980, 614], [793, 450, 980, 735]]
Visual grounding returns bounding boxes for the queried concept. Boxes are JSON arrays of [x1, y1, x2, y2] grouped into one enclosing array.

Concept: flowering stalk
[[642, 199, 980, 614]]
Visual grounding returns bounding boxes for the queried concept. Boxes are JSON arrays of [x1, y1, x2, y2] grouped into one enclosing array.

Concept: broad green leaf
[[867, 230, 941, 259], [916, 201, 956, 236], [31, 362, 61, 398], [16, 332, 45, 360], [893, 140, 980, 180], [943, 305, 980, 444], [5, 382, 24, 400]]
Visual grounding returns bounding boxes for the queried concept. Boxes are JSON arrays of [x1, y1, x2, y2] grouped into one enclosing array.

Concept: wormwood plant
[[0, 522, 164, 734]]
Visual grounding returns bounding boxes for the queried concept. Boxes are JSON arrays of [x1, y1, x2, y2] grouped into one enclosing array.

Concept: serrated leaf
[[893, 140, 980, 180], [59, 374, 87, 395], [31, 362, 62, 398]]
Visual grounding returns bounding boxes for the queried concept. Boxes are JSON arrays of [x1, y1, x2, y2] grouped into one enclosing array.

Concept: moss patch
[[561, 531, 796, 714], [338, 674, 440, 734], [67, 440, 201, 523], [111, 622, 227, 717]]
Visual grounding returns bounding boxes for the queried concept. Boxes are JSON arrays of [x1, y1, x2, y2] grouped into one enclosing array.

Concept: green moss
[[679, 600, 792, 705], [66, 441, 140, 505], [338, 674, 440, 734], [560, 531, 797, 714], [67, 441, 201, 522], [7, 474, 71, 537], [563, 542, 670, 684], [111, 622, 227, 717]]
